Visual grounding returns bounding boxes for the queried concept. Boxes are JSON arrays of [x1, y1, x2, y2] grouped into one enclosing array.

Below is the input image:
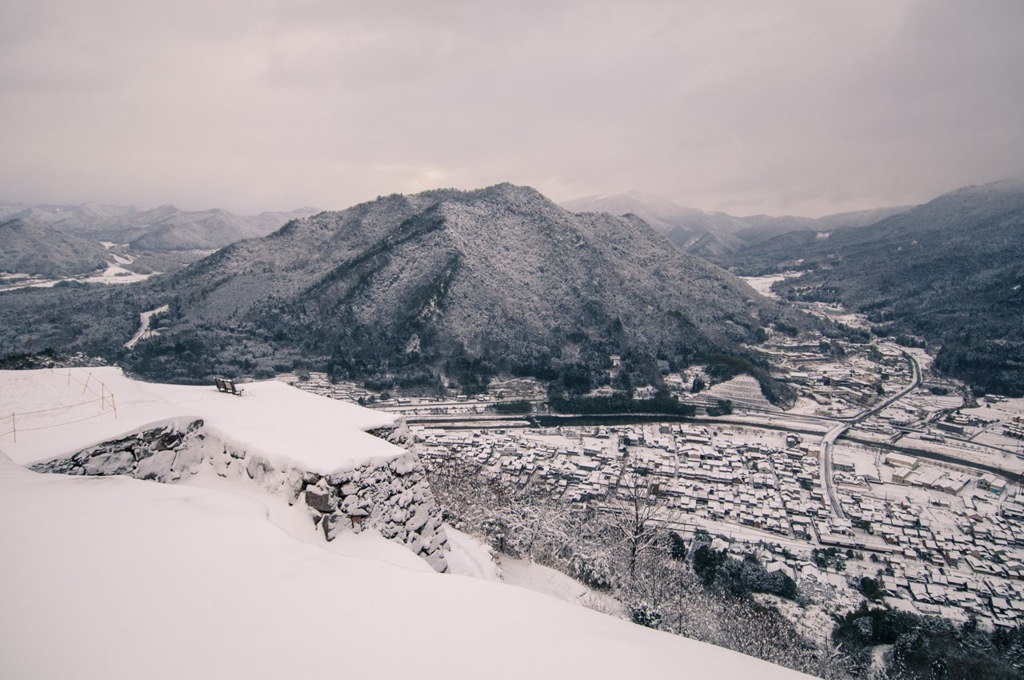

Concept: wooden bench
[[214, 377, 244, 396]]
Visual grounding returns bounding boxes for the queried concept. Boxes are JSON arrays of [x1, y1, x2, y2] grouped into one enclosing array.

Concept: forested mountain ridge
[[0, 201, 317, 278], [0, 217, 110, 278], [122, 184, 806, 392], [763, 181, 1024, 396], [0, 201, 317, 268], [563, 192, 909, 259]]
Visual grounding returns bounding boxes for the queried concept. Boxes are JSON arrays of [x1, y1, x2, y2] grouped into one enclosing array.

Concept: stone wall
[[31, 420, 449, 572]]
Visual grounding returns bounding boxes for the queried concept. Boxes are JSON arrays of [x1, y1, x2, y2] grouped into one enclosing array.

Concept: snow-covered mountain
[[563, 190, 740, 236], [86, 205, 319, 251], [0, 201, 319, 251], [0, 216, 110, 277], [0, 368, 808, 679], [563, 192, 911, 258], [0, 201, 319, 278], [122, 183, 802, 388], [749, 180, 1024, 397]]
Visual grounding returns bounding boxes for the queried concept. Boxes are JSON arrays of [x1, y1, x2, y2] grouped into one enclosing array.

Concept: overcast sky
[[2, 0, 1022, 217]]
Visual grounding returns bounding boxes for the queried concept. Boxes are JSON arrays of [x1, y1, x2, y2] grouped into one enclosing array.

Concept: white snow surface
[[441, 527, 625, 617], [0, 264, 154, 290], [0, 367, 400, 474], [0, 369, 808, 678], [501, 556, 628, 618], [0, 455, 808, 679], [444, 526, 504, 581], [80, 263, 153, 284], [738, 273, 800, 301]]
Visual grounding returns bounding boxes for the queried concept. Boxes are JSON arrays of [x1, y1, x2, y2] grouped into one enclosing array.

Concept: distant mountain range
[[751, 181, 1024, 396], [0, 185, 807, 399], [0, 217, 111, 278], [129, 184, 805, 393], [562, 191, 910, 260], [10, 180, 1019, 398], [565, 185, 1024, 396], [0, 202, 318, 277]]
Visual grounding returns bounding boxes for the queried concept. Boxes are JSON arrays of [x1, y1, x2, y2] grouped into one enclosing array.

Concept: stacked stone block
[[30, 420, 449, 572]]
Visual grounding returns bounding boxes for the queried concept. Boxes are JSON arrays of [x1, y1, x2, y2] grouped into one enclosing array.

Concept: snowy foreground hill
[[0, 369, 807, 679]]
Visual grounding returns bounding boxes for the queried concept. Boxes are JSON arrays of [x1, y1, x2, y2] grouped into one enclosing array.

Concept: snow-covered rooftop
[[0, 367, 400, 474]]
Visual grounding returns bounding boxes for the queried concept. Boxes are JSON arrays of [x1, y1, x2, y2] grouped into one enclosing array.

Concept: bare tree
[[606, 467, 678, 580], [424, 449, 854, 676]]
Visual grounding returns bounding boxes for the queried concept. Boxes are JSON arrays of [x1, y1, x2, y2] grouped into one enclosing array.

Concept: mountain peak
[[413, 182, 549, 208], [124, 184, 800, 392]]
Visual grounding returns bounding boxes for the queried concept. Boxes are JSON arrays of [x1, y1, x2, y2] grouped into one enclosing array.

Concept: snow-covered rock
[[6, 368, 448, 571], [0, 367, 399, 473], [29, 419, 450, 572]]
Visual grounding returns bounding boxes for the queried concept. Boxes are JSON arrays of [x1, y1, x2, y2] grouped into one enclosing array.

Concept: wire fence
[[0, 368, 117, 443]]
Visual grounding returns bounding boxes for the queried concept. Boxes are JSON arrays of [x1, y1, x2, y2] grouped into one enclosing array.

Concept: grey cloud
[[0, 0, 1021, 216]]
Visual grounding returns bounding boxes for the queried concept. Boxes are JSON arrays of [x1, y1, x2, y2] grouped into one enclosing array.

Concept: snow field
[[0, 456, 808, 679], [0, 367, 400, 473], [0, 368, 809, 679]]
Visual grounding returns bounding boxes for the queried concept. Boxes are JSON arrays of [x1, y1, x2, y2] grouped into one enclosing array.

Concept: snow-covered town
[[285, 319, 1024, 632], [408, 418, 1024, 627]]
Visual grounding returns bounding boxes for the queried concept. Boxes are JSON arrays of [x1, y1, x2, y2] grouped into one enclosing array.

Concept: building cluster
[[411, 418, 1024, 627], [878, 517, 1024, 627], [285, 329, 1024, 628], [284, 372, 377, 403], [411, 423, 832, 540], [824, 456, 1024, 625], [761, 340, 911, 418]]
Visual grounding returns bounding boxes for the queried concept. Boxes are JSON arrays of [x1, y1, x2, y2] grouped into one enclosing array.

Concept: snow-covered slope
[[132, 184, 800, 384], [0, 216, 110, 277], [1, 368, 455, 571], [0, 367, 397, 472], [0, 369, 809, 679], [0, 453, 807, 679]]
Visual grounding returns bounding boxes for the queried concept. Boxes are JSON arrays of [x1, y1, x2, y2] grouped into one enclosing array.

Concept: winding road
[[819, 350, 921, 521], [124, 304, 169, 350]]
